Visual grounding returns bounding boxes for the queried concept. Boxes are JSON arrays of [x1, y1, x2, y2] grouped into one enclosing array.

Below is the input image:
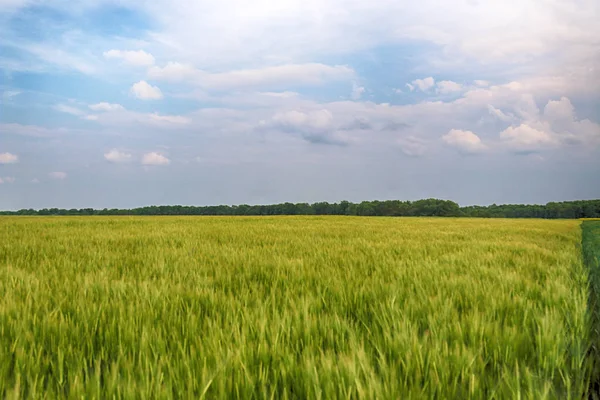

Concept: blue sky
[[1, 0, 599, 210]]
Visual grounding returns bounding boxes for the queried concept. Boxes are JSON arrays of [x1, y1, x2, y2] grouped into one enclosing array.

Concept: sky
[[1, 0, 599, 210]]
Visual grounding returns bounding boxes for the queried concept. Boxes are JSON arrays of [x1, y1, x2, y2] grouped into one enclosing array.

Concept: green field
[[0, 216, 595, 398]]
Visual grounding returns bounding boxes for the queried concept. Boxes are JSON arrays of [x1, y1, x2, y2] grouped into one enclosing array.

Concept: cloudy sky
[[1, 0, 599, 210]]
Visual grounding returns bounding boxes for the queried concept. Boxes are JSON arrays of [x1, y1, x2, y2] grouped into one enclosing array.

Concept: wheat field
[[0, 216, 592, 398]]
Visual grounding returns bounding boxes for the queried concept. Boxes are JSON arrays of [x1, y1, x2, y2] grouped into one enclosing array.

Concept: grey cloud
[[302, 133, 348, 146], [260, 109, 349, 145], [340, 117, 372, 131], [397, 136, 427, 157], [382, 121, 411, 131]]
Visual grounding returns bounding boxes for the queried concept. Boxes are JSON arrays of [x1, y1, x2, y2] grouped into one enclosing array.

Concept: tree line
[[1, 198, 599, 218]]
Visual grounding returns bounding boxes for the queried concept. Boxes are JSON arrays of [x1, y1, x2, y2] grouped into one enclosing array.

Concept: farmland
[[0, 216, 595, 398]]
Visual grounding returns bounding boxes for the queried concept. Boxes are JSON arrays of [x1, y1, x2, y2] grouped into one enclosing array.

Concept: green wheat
[[0, 216, 591, 398]]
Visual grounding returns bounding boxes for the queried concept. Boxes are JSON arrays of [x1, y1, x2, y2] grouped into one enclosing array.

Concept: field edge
[[583, 221, 600, 399]]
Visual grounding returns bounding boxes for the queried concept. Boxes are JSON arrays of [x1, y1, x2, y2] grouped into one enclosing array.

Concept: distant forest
[[2, 199, 600, 219]]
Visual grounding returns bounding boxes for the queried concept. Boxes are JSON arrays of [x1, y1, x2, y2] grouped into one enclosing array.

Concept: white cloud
[[54, 104, 85, 116], [410, 77, 435, 92], [459, 89, 600, 151], [55, 103, 101, 120], [82, 104, 192, 128], [148, 62, 354, 90], [271, 109, 334, 132], [8, 42, 97, 74], [31, 178, 40, 184], [406, 83, 415, 92], [442, 129, 487, 154], [147, 62, 199, 82], [474, 80, 490, 87], [0, 177, 16, 184], [0, 0, 27, 10], [0, 123, 70, 138], [542, 97, 600, 146], [129, 0, 596, 75], [148, 113, 190, 124], [89, 102, 125, 112], [436, 80, 463, 94], [104, 149, 133, 163], [487, 105, 513, 122], [142, 152, 170, 166], [544, 96, 575, 124], [49, 171, 67, 180], [0, 152, 19, 164], [2, 0, 598, 93], [103, 49, 155, 66], [259, 91, 299, 98], [130, 81, 163, 100], [2, 90, 21, 100], [351, 82, 365, 100], [499, 124, 557, 153]]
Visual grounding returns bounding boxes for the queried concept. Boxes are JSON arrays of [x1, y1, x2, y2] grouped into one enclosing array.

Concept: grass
[[583, 220, 600, 399], [0, 216, 591, 398]]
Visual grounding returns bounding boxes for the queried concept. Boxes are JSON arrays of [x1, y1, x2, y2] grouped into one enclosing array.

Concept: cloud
[[104, 149, 133, 163], [487, 105, 513, 122], [89, 102, 125, 112], [103, 49, 155, 66], [264, 109, 351, 145], [0, 123, 70, 138], [130, 81, 163, 100], [5, 42, 97, 74], [49, 172, 67, 180], [55, 103, 100, 120], [499, 124, 557, 154], [2, 0, 598, 89], [410, 77, 435, 92], [129, 0, 595, 75], [271, 109, 334, 132], [398, 136, 427, 157], [142, 152, 171, 166], [84, 103, 191, 128], [148, 62, 354, 90], [436, 80, 463, 94], [146, 62, 199, 82], [340, 117, 372, 131], [351, 82, 365, 100], [544, 96, 575, 124], [474, 80, 490, 87], [0, 152, 19, 164], [442, 129, 487, 154], [0, 177, 16, 184], [383, 121, 411, 131], [54, 104, 85, 116], [457, 84, 599, 148], [31, 178, 40, 184], [542, 97, 600, 146], [148, 113, 190, 124], [259, 91, 299, 99], [2, 90, 21, 100]]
